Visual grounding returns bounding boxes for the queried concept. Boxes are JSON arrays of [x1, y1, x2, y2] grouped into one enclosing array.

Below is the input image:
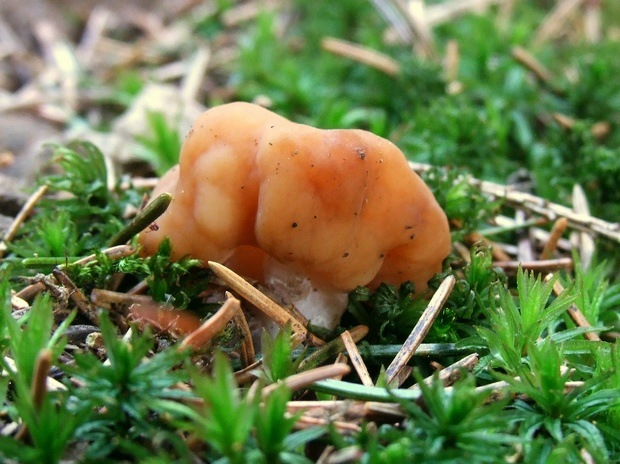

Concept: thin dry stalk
[[402, 0, 435, 58], [321, 37, 400, 76], [385, 275, 455, 384], [534, 0, 583, 46], [2, 356, 65, 393], [410, 161, 620, 242], [15, 347, 53, 440], [511, 46, 554, 85], [572, 185, 595, 270], [208, 261, 324, 346], [286, 399, 363, 419], [221, 0, 278, 26], [590, 121, 610, 139], [553, 112, 577, 130], [369, 0, 415, 43], [365, 401, 408, 420], [391, 365, 412, 387], [516, 209, 535, 262], [540, 217, 568, 260], [230, 293, 255, 368], [340, 330, 373, 387], [78, 7, 112, 66], [261, 363, 351, 398], [583, 0, 601, 43], [179, 294, 241, 351], [11, 295, 29, 311], [53, 269, 100, 325], [12, 247, 134, 302], [425, 0, 505, 26], [295, 415, 361, 435], [453, 241, 472, 262], [548, 276, 600, 341], [181, 46, 211, 103], [31, 349, 52, 411], [497, 0, 516, 30], [316, 446, 335, 464], [322, 446, 364, 463], [0, 185, 48, 258], [234, 359, 263, 385], [581, 447, 596, 464], [478, 185, 618, 242], [416, 352, 480, 388], [68, 245, 137, 267], [494, 257, 573, 271], [465, 231, 511, 261], [91, 289, 154, 308], [443, 39, 460, 80], [298, 325, 368, 371]]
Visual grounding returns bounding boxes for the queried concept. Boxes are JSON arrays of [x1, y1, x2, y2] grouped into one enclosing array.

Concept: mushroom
[[139, 102, 451, 329]]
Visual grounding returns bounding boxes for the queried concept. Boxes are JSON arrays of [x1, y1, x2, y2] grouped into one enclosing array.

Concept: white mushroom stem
[[264, 259, 349, 330]]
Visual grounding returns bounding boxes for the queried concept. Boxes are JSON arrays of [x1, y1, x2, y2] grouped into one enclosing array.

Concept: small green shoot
[[476, 268, 577, 374], [258, 324, 305, 384], [134, 111, 182, 176], [505, 339, 620, 462]]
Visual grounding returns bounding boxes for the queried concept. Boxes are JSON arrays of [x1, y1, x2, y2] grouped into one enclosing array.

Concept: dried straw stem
[[340, 330, 374, 387], [385, 275, 455, 384], [0, 185, 48, 258], [548, 276, 600, 341], [409, 161, 620, 242], [208, 261, 325, 346], [179, 293, 241, 351], [321, 37, 400, 76]]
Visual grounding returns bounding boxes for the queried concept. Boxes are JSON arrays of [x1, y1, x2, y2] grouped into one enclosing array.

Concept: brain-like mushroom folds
[[139, 102, 451, 329]]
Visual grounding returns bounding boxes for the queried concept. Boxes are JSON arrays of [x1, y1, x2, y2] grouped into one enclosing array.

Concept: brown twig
[[385, 275, 455, 384], [411, 162, 620, 242], [179, 293, 241, 351], [493, 257, 573, 272], [53, 268, 100, 325], [340, 330, 373, 387], [0, 185, 48, 258], [261, 364, 351, 398], [534, 0, 583, 46], [230, 293, 255, 368], [294, 415, 361, 435], [572, 185, 595, 270], [416, 352, 480, 388], [208, 261, 324, 346], [540, 217, 568, 260], [298, 325, 368, 372], [91, 289, 154, 308], [547, 276, 600, 341], [511, 46, 554, 85], [321, 37, 400, 76], [425, 0, 505, 25], [31, 349, 53, 411], [465, 231, 511, 261]]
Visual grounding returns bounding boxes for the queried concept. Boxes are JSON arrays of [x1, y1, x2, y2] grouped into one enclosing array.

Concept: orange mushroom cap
[[139, 102, 451, 328]]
